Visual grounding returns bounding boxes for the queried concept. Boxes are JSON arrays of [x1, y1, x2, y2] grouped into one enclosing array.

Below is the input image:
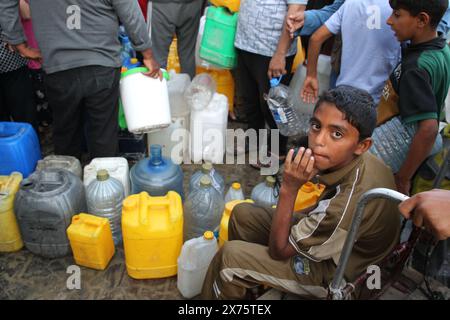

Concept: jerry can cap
[[97, 169, 110, 181], [200, 175, 212, 187], [232, 182, 241, 190], [203, 231, 215, 240]]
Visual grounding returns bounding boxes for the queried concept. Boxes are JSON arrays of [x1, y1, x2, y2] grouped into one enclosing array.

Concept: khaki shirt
[[289, 153, 401, 282]]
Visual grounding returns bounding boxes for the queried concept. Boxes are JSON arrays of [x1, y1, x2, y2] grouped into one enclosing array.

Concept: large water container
[[36, 155, 82, 179], [288, 55, 332, 136], [86, 170, 125, 245], [130, 144, 184, 200], [267, 77, 304, 137], [67, 213, 115, 270], [196, 67, 235, 114], [224, 182, 245, 203], [210, 0, 241, 12], [84, 157, 130, 197], [148, 71, 191, 163], [14, 169, 86, 258], [184, 175, 225, 241], [122, 191, 183, 279], [177, 231, 219, 298], [0, 172, 23, 252], [219, 199, 253, 247], [251, 176, 279, 208], [189, 163, 225, 196], [190, 93, 228, 164], [200, 6, 238, 69], [0, 122, 41, 178], [120, 67, 171, 134]]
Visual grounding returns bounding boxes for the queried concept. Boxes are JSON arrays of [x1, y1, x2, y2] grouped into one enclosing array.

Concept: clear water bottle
[[86, 169, 125, 245], [251, 176, 279, 208], [224, 182, 245, 203], [266, 76, 304, 137], [177, 230, 219, 298], [189, 163, 225, 196], [184, 175, 225, 241], [184, 73, 216, 111], [120, 35, 136, 65]]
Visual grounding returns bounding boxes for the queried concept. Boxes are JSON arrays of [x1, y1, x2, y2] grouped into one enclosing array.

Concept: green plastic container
[[200, 6, 238, 69]]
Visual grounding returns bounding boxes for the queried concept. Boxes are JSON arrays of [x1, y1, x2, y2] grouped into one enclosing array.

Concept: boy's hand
[[301, 76, 319, 103], [268, 53, 287, 79], [395, 174, 411, 196], [286, 10, 305, 39], [282, 147, 318, 193]]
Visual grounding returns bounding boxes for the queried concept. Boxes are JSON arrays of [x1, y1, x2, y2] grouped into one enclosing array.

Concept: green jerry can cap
[[96, 169, 110, 181], [200, 175, 212, 187]]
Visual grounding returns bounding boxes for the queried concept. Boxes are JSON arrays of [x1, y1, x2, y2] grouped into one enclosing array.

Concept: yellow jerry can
[[294, 182, 325, 212], [0, 172, 23, 252], [67, 213, 115, 270], [219, 199, 254, 247], [167, 37, 181, 74], [122, 191, 183, 279], [210, 0, 241, 13]]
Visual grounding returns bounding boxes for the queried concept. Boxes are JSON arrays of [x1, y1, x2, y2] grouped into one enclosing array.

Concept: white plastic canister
[[190, 93, 228, 164], [83, 157, 130, 196], [120, 67, 171, 134]]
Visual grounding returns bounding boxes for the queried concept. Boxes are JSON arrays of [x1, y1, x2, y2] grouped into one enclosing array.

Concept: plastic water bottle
[[184, 175, 225, 241], [120, 35, 136, 65], [184, 73, 216, 111], [86, 169, 125, 245], [189, 163, 225, 196], [266, 76, 304, 137], [177, 231, 219, 298], [251, 176, 279, 208], [224, 182, 245, 203]]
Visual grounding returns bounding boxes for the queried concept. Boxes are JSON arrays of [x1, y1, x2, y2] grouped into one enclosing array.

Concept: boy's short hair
[[314, 86, 376, 141], [389, 0, 449, 28]]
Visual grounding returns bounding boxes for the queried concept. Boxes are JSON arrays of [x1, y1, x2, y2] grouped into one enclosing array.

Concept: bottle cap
[[200, 175, 212, 187], [203, 231, 215, 240], [97, 169, 109, 181], [265, 176, 276, 188], [269, 75, 283, 88], [232, 182, 241, 190], [201, 163, 213, 174]]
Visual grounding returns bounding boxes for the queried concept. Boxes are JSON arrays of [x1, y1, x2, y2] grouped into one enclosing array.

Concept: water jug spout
[[150, 145, 164, 166]]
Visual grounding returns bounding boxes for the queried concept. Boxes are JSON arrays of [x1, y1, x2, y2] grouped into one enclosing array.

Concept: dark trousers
[[44, 65, 120, 160], [235, 49, 294, 156], [0, 66, 38, 131]]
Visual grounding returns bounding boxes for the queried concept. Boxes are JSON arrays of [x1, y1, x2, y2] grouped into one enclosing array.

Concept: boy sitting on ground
[[201, 86, 401, 300], [371, 0, 450, 195]]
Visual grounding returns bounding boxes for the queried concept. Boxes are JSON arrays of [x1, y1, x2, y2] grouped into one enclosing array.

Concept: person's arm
[[395, 119, 438, 195], [0, 0, 26, 45], [111, 0, 161, 78], [290, 0, 345, 37], [398, 189, 450, 240], [395, 68, 442, 195], [301, 25, 333, 103], [19, 0, 31, 20], [268, 3, 306, 79], [269, 147, 317, 260]]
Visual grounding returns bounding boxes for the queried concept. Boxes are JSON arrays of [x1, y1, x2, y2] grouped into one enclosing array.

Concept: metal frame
[[328, 188, 411, 300]]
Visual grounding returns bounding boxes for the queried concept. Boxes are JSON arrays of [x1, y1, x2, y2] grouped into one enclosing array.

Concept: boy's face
[[387, 8, 421, 42], [308, 102, 372, 172]]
